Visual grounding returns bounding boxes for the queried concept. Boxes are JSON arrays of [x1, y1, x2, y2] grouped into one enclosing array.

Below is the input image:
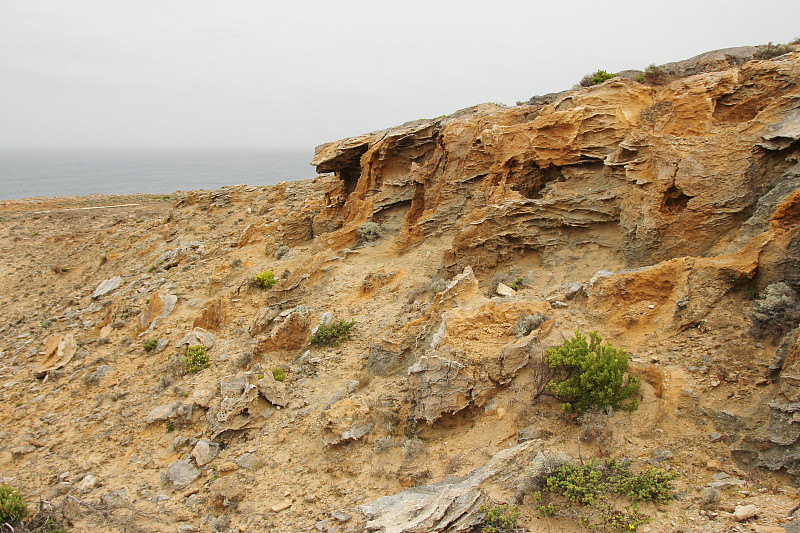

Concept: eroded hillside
[[2, 46, 800, 532]]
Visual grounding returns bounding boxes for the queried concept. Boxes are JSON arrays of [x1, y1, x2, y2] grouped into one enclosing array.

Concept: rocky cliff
[[2, 46, 800, 532]]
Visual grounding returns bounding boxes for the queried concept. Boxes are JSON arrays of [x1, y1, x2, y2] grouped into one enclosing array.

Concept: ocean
[[0, 148, 318, 201]]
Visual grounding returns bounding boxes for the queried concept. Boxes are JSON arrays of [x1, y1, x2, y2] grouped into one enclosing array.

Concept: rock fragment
[[92, 276, 121, 299]]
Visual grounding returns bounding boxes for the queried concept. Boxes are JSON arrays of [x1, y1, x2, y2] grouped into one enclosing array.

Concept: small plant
[[257, 372, 265, 380], [357, 221, 382, 243], [478, 504, 519, 533], [143, 339, 158, 352], [275, 245, 290, 259], [643, 63, 670, 85], [183, 345, 210, 374], [511, 277, 524, 291], [310, 319, 356, 347], [15, 401, 23, 408], [546, 331, 639, 414], [749, 281, 800, 337], [754, 42, 796, 60], [165, 417, 174, 433], [580, 70, 616, 87], [271, 367, 285, 382], [254, 270, 277, 289], [0, 484, 27, 522], [634, 74, 644, 83], [514, 312, 547, 337]]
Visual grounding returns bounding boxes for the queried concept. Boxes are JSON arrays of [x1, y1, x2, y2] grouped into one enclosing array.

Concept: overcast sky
[[1, 0, 798, 150]]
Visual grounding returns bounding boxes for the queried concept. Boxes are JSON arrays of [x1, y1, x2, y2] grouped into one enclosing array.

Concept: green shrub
[[536, 459, 677, 531], [580, 70, 616, 87], [545, 331, 639, 414], [254, 270, 277, 289], [310, 319, 355, 347], [511, 276, 524, 291], [271, 367, 285, 382], [0, 484, 27, 522], [478, 504, 519, 533], [357, 222, 382, 242], [143, 339, 158, 352], [183, 345, 210, 374]]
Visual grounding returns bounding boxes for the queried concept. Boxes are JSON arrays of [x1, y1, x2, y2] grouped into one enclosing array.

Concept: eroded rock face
[[312, 55, 800, 276], [408, 299, 553, 422]]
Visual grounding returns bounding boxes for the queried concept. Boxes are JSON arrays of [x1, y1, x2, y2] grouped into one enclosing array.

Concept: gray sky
[[1, 0, 798, 150]]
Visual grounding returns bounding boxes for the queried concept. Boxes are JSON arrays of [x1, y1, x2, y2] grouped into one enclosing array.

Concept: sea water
[[0, 148, 318, 201]]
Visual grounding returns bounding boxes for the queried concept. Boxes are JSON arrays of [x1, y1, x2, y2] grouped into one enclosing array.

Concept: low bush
[[0, 484, 27, 522], [310, 319, 355, 347], [643, 63, 670, 85], [514, 312, 547, 337], [274, 245, 290, 259], [580, 70, 616, 87], [478, 504, 520, 532], [534, 459, 677, 531], [357, 222, 382, 243], [254, 270, 277, 289], [271, 367, 285, 382], [143, 339, 158, 352], [183, 345, 210, 374], [750, 281, 800, 337], [754, 42, 796, 60], [545, 331, 639, 414]]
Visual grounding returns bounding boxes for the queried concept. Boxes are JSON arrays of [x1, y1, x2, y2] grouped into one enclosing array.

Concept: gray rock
[[357, 440, 539, 533], [176, 525, 197, 533], [191, 439, 219, 467], [155, 339, 170, 353], [565, 282, 584, 300], [92, 276, 122, 300], [219, 374, 249, 399], [330, 511, 351, 522], [709, 432, 723, 442], [649, 448, 674, 463], [166, 459, 200, 490], [147, 404, 177, 424], [235, 453, 262, 471]]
